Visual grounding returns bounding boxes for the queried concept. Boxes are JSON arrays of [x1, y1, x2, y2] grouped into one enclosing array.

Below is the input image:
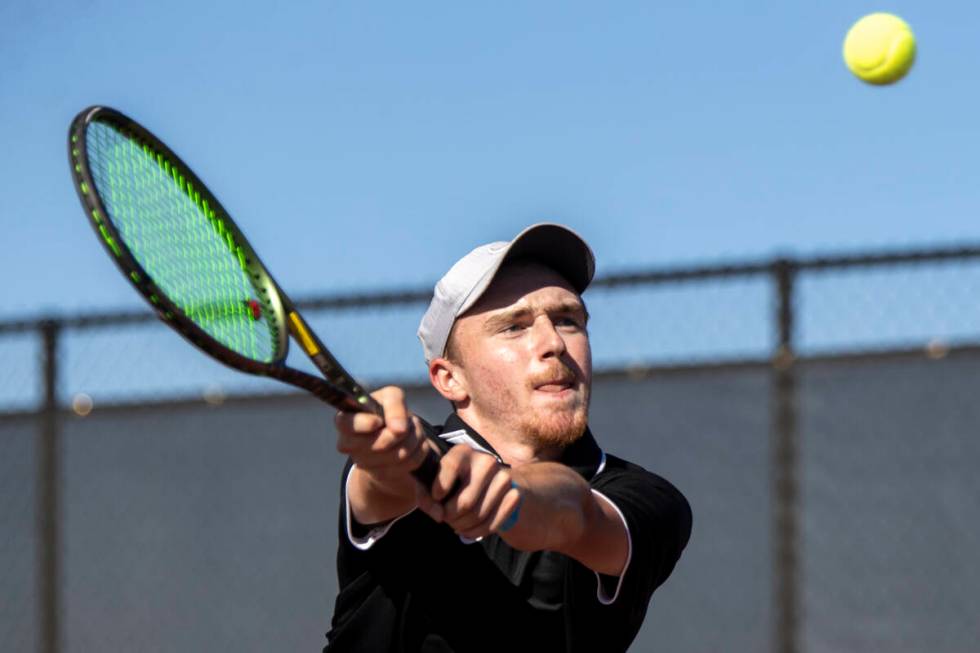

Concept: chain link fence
[[2, 245, 980, 652], [799, 353, 980, 653]]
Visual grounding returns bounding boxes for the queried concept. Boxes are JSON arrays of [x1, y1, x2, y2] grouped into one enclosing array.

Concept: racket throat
[[287, 311, 372, 408], [287, 311, 320, 355]]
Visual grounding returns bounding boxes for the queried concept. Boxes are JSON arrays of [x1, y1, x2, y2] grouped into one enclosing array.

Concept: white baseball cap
[[417, 223, 595, 363]]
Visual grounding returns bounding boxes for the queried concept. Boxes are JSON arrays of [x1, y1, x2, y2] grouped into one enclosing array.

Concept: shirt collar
[[439, 413, 605, 480]]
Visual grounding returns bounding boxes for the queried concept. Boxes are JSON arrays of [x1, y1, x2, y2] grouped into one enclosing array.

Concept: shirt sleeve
[[562, 458, 692, 652], [342, 463, 415, 550], [590, 460, 692, 607], [589, 488, 633, 604]]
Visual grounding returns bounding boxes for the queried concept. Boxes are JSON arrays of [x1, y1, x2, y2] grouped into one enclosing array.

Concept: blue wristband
[[500, 481, 523, 532]]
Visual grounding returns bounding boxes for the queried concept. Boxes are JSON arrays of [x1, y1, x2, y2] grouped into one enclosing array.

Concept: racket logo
[[247, 299, 262, 320]]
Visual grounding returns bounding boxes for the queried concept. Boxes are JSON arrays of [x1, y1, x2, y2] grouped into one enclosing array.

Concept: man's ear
[[429, 357, 469, 403]]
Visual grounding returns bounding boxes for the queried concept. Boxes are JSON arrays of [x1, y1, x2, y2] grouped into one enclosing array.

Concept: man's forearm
[[502, 462, 629, 576], [348, 465, 418, 526]]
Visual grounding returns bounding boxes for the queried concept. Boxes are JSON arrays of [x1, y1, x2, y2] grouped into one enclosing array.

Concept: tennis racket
[[67, 105, 443, 486]]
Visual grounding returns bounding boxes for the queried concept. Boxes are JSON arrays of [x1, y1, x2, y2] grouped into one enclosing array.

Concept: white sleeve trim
[[590, 488, 632, 605], [438, 429, 500, 461], [344, 464, 415, 551]]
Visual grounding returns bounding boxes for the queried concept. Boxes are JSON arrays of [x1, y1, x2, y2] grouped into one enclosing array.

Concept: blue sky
[[3, 0, 980, 319]]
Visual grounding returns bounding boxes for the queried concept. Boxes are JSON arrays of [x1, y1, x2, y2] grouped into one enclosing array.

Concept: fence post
[[37, 319, 61, 653], [771, 260, 799, 653]]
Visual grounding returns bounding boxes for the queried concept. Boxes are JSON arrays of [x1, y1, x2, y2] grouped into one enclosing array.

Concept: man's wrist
[[349, 464, 418, 525], [345, 465, 416, 550]]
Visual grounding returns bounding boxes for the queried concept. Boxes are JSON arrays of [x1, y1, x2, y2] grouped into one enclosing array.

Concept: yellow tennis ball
[[843, 13, 916, 85]]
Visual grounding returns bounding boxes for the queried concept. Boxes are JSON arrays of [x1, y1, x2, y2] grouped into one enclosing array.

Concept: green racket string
[[85, 120, 278, 363]]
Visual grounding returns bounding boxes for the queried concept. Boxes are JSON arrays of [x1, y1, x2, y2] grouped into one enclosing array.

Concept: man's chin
[[525, 409, 588, 449]]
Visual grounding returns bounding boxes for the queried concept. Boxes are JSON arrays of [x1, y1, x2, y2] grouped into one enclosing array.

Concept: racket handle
[[410, 448, 442, 488], [410, 417, 464, 499], [362, 398, 459, 497]]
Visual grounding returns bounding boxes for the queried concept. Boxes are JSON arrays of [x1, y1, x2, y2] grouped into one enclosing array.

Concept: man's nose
[[531, 317, 567, 359]]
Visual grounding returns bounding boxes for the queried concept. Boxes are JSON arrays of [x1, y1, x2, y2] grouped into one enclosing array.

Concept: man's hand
[[415, 445, 523, 541], [418, 448, 629, 577], [336, 386, 433, 525]]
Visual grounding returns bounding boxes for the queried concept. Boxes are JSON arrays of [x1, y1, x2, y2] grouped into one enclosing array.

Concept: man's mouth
[[533, 376, 576, 393]]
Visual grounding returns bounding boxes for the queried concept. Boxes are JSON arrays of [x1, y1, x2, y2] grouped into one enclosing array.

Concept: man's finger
[[370, 424, 413, 454], [445, 468, 510, 531], [431, 445, 468, 502], [336, 428, 375, 455], [457, 512, 497, 541], [475, 469, 513, 522], [373, 386, 409, 433], [444, 474, 487, 520], [415, 484, 444, 523], [490, 486, 523, 533], [335, 410, 384, 435]]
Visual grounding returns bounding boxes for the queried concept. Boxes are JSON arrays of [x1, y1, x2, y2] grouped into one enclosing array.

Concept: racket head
[[68, 106, 290, 374]]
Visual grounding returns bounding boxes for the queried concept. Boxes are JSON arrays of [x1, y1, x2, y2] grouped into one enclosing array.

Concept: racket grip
[[410, 448, 442, 488], [367, 408, 459, 498]]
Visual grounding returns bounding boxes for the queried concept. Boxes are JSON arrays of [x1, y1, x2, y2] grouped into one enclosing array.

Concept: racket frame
[[67, 106, 379, 414]]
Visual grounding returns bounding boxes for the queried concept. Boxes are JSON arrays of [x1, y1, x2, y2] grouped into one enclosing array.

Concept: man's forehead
[[464, 262, 583, 317]]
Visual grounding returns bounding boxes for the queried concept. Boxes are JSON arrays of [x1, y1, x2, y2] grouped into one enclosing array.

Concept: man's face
[[447, 262, 592, 449]]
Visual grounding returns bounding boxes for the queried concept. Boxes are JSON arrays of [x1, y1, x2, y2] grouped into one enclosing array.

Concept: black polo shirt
[[325, 414, 691, 653]]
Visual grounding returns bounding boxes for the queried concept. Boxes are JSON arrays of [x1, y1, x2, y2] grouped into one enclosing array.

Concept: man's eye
[[557, 317, 583, 328]]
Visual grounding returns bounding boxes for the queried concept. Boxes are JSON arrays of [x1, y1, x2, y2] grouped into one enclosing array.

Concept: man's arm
[[506, 461, 629, 576]]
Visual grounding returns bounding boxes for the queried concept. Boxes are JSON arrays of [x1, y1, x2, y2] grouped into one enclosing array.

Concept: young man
[[325, 224, 691, 652]]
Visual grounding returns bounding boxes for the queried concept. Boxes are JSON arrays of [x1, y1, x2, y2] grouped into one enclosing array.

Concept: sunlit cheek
[[491, 342, 523, 364], [469, 356, 518, 402], [569, 335, 592, 377], [475, 348, 531, 412]]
